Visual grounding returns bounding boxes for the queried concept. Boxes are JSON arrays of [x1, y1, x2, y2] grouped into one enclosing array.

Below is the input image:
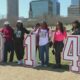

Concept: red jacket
[[1, 26, 13, 41]]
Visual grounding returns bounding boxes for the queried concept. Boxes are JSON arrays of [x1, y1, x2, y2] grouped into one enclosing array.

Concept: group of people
[[32, 20, 80, 68], [0, 20, 80, 68], [32, 21, 67, 68], [1, 20, 30, 64]]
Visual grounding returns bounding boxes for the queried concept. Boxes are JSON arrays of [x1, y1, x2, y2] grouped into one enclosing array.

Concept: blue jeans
[[39, 43, 49, 65]]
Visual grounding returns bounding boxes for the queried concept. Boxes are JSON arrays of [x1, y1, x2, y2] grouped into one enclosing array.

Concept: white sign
[[0, 33, 4, 62], [63, 35, 80, 72], [24, 34, 37, 67]]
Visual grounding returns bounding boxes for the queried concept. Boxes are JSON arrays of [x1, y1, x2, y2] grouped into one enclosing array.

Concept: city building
[[56, 2, 60, 15], [68, 0, 80, 16], [29, 0, 60, 18], [71, 0, 80, 5], [7, 0, 19, 19], [51, 0, 60, 16]]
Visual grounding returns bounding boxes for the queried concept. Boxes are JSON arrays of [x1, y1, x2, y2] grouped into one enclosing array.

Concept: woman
[[36, 21, 49, 67], [53, 21, 67, 68], [14, 20, 30, 64], [71, 20, 80, 35]]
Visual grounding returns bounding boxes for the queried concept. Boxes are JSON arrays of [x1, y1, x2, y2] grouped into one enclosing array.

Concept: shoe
[[21, 60, 24, 64], [56, 64, 62, 68], [18, 61, 21, 65], [53, 64, 61, 69], [44, 65, 48, 67], [2, 60, 7, 63], [18, 60, 24, 65]]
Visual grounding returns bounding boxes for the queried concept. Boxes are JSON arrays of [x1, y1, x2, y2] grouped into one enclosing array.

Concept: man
[[14, 20, 30, 64], [1, 21, 14, 63]]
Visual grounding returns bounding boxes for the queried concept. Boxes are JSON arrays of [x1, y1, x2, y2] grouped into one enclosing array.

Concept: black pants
[[15, 44, 24, 61], [3, 41, 14, 62], [36, 45, 41, 61], [54, 41, 64, 66]]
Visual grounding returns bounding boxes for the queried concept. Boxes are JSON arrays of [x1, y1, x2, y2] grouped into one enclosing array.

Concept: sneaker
[[38, 63, 41, 66], [18, 60, 21, 65], [53, 64, 61, 69], [21, 60, 24, 64], [44, 65, 48, 67]]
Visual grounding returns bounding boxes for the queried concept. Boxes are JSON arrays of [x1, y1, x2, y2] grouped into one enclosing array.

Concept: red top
[[53, 30, 67, 42], [1, 26, 13, 41]]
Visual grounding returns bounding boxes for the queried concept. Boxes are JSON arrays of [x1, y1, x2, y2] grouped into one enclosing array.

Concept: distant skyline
[[0, 0, 71, 18]]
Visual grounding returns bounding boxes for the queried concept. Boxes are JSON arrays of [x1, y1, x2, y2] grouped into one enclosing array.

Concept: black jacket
[[72, 28, 80, 35], [14, 27, 30, 45]]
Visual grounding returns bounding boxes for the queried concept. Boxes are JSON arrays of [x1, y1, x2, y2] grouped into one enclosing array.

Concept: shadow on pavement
[[0, 62, 69, 73]]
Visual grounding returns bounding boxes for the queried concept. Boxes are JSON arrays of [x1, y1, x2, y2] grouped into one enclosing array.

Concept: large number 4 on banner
[[24, 34, 37, 67], [63, 36, 80, 72]]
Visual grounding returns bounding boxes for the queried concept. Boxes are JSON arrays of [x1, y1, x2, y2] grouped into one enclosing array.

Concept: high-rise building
[[71, 0, 80, 6], [29, 0, 60, 18], [56, 2, 60, 15], [29, 0, 53, 18], [51, 0, 60, 16], [7, 0, 19, 19], [68, 0, 80, 16]]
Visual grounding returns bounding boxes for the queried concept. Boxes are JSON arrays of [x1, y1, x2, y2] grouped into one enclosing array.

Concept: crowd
[[0, 20, 80, 69]]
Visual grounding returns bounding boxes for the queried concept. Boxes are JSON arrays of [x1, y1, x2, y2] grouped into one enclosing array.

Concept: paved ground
[[0, 63, 79, 80]]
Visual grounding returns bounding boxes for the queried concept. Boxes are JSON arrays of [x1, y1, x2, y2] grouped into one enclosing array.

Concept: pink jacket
[[53, 30, 67, 42]]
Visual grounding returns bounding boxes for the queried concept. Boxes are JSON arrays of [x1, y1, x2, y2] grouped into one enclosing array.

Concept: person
[[52, 21, 67, 68], [71, 20, 80, 35], [36, 21, 49, 67], [32, 23, 40, 50], [31, 23, 41, 62], [14, 20, 30, 64], [1, 21, 14, 63]]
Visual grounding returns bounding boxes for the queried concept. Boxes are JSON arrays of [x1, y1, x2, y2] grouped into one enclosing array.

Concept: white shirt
[[38, 29, 49, 46]]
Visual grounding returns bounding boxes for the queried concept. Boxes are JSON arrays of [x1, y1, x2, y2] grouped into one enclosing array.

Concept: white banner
[[63, 35, 80, 73], [0, 33, 4, 62], [24, 34, 37, 67]]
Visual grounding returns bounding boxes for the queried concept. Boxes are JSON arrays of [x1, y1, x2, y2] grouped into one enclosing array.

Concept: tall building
[[51, 0, 60, 16], [56, 2, 60, 15], [29, 0, 53, 18], [7, 0, 19, 19], [68, 0, 80, 16], [71, 0, 80, 5], [29, 0, 60, 18]]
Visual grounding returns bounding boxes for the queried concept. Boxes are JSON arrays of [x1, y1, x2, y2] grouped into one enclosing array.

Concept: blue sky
[[0, 0, 71, 18]]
